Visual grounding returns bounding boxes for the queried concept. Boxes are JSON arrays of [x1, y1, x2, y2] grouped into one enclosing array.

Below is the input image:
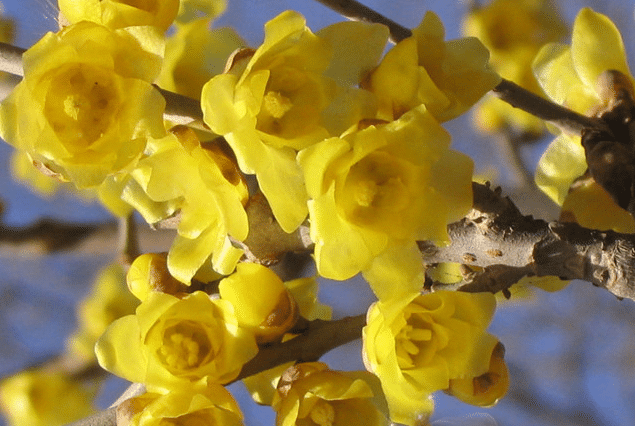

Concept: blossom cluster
[[13, 0, 626, 424]]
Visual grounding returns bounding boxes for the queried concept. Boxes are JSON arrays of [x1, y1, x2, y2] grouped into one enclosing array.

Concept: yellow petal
[[572, 8, 632, 91], [534, 134, 587, 205], [317, 21, 389, 87]]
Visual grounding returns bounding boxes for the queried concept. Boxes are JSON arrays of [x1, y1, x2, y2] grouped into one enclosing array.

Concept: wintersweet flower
[[117, 384, 243, 426], [0, 21, 166, 188], [202, 11, 388, 232], [58, 0, 179, 31], [462, 0, 566, 135], [533, 8, 634, 230], [364, 11, 500, 123], [363, 291, 498, 426], [66, 263, 138, 362], [158, 18, 245, 100], [298, 105, 473, 301], [219, 263, 299, 343], [0, 370, 94, 426], [128, 127, 249, 282], [95, 291, 258, 391], [272, 362, 390, 426]]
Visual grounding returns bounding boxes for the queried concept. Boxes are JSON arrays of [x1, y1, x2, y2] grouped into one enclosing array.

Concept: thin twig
[[491, 79, 607, 136], [0, 218, 102, 253], [0, 41, 24, 77], [236, 314, 365, 380], [312, 0, 411, 43]]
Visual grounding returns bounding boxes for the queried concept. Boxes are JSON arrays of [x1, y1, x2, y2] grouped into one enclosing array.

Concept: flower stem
[[0, 41, 24, 77]]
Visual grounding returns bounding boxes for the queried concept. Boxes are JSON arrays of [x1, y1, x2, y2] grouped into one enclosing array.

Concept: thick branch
[[419, 183, 635, 301]]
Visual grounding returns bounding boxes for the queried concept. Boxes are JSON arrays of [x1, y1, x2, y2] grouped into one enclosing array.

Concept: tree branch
[[419, 183, 635, 301], [491, 79, 608, 136], [311, 0, 412, 43], [0, 218, 103, 253], [236, 314, 365, 380]]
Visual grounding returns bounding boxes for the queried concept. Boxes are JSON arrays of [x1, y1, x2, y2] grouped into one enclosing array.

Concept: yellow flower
[[462, 0, 566, 134], [363, 291, 498, 426], [533, 8, 634, 229], [0, 370, 94, 426], [364, 11, 500, 123], [66, 263, 139, 362], [158, 18, 244, 100], [219, 263, 299, 343], [59, 0, 179, 31], [272, 362, 389, 426], [0, 21, 166, 188], [117, 384, 243, 426], [201, 11, 388, 232], [298, 106, 473, 301], [96, 291, 258, 391], [446, 341, 509, 407], [128, 127, 249, 282]]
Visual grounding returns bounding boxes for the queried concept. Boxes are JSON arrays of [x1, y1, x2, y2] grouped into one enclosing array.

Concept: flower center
[[338, 150, 414, 233], [158, 321, 212, 372], [309, 400, 335, 426], [395, 321, 433, 369], [44, 64, 118, 152], [263, 91, 293, 119]]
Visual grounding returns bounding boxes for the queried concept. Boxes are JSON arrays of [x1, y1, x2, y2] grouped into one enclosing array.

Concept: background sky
[[0, 1, 634, 425]]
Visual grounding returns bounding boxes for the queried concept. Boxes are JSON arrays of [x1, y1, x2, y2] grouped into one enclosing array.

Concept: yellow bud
[[219, 263, 299, 343], [127, 253, 189, 300]]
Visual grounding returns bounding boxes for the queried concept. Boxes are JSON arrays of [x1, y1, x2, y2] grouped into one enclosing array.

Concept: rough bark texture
[[420, 183, 635, 301]]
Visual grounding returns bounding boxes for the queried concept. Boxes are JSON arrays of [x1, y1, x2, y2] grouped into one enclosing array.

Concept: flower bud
[[219, 263, 299, 343], [127, 253, 190, 300]]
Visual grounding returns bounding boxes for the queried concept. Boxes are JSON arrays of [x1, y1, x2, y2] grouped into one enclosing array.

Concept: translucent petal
[[317, 21, 389, 87], [571, 8, 632, 90], [534, 134, 587, 205]]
